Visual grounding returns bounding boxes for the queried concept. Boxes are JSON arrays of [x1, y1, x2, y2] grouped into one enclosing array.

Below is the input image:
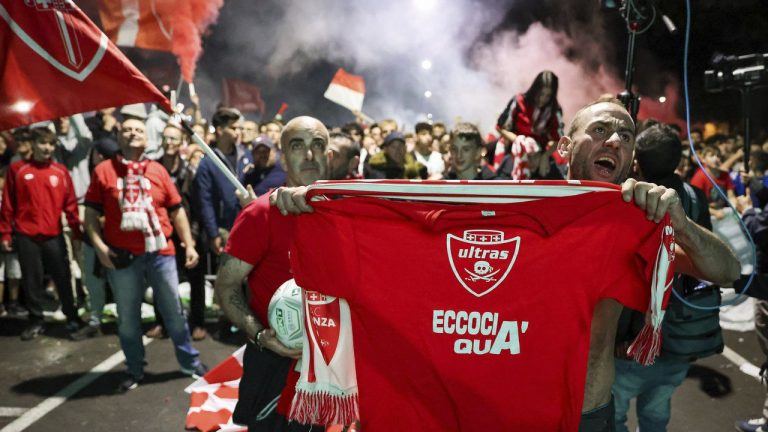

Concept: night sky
[[82, 0, 768, 138]]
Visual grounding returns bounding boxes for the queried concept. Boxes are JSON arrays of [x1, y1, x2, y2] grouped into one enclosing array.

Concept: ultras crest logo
[[446, 230, 520, 297]]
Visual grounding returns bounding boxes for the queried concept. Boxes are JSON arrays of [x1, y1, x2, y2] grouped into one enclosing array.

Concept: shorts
[[0, 252, 22, 282], [579, 396, 615, 432]]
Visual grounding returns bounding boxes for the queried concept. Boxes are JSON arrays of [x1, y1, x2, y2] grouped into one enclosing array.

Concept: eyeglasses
[[163, 135, 182, 142]]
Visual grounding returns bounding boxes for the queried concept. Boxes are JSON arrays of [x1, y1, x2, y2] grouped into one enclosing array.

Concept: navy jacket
[[245, 162, 288, 197], [194, 144, 253, 239]]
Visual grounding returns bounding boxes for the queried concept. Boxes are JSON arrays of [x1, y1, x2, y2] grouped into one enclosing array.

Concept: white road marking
[[721, 345, 763, 381], [0, 337, 153, 432], [0, 408, 27, 417]]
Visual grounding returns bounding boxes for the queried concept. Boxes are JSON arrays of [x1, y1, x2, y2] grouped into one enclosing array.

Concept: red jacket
[[496, 94, 563, 146], [0, 159, 81, 243]]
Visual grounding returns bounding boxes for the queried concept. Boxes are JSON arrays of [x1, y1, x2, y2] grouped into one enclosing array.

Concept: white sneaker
[[735, 417, 768, 432]]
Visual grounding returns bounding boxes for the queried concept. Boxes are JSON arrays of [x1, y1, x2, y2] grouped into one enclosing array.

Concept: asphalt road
[[0, 314, 765, 432]]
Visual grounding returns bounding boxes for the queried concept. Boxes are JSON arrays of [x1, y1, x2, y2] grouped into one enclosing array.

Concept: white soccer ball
[[268, 279, 305, 350]]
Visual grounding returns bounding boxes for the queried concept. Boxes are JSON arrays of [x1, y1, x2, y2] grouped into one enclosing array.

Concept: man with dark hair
[[690, 145, 736, 209], [0, 127, 83, 340], [327, 132, 361, 180], [194, 107, 253, 255], [634, 124, 683, 181], [368, 123, 383, 147], [445, 122, 494, 180], [341, 122, 364, 145], [264, 120, 283, 147], [612, 123, 714, 432], [733, 150, 768, 209], [432, 122, 447, 141], [242, 120, 260, 147], [413, 122, 445, 179], [11, 128, 34, 162], [689, 128, 703, 148]]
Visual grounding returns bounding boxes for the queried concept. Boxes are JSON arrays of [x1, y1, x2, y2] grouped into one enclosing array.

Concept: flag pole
[[180, 119, 249, 197], [162, 92, 248, 197], [175, 75, 185, 101], [356, 111, 374, 124]]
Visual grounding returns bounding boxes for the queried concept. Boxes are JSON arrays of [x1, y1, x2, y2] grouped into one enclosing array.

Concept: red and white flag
[[0, 0, 170, 130], [221, 78, 266, 114], [97, 0, 173, 51], [324, 68, 365, 113], [185, 345, 354, 432], [185, 346, 247, 432]]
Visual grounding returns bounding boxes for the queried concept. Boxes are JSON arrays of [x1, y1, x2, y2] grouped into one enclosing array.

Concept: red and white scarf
[[118, 157, 167, 253], [290, 290, 359, 426], [508, 135, 540, 180], [628, 224, 676, 365]]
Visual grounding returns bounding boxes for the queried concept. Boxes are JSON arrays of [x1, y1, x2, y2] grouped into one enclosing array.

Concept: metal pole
[[743, 87, 751, 171], [180, 119, 249, 197], [624, 30, 636, 93]]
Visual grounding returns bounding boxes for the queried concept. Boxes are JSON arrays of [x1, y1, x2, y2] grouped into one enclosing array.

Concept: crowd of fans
[[1, 70, 768, 430]]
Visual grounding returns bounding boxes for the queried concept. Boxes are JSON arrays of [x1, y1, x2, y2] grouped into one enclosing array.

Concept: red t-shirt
[[290, 180, 674, 432], [225, 192, 295, 325], [689, 168, 734, 203], [85, 158, 180, 256], [224, 191, 298, 415]]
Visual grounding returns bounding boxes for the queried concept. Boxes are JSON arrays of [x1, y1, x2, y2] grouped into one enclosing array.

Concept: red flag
[[98, 0, 173, 51], [324, 68, 365, 112], [221, 78, 265, 114], [277, 102, 288, 116], [184, 345, 349, 432], [0, 0, 170, 130], [185, 346, 246, 432]]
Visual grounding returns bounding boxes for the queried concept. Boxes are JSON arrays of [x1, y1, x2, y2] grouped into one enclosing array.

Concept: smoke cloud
[[156, 0, 224, 83], [194, 0, 681, 132]]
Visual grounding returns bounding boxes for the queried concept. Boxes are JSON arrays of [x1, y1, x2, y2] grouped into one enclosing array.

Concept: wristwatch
[[254, 328, 267, 350]]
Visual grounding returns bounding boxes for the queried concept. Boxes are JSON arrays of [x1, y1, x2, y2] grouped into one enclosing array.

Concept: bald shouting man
[[215, 116, 330, 431]]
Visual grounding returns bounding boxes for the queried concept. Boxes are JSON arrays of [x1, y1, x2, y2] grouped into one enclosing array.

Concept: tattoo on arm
[[215, 253, 260, 338]]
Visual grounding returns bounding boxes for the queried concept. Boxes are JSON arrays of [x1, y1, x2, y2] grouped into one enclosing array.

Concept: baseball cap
[[382, 131, 406, 147], [252, 135, 274, 150]]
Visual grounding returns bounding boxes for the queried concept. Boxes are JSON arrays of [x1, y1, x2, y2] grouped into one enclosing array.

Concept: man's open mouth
[[594, 156, 617, 172]]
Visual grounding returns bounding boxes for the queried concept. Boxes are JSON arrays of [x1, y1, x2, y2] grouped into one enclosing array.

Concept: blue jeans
[[106, 252, 200, 378], [83, 244, 107, 326], [612, 358, 690, 432]]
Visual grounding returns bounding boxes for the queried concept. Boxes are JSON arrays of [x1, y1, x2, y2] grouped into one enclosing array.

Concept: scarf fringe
[[627, 323, 662, 366], [121, 211, 149, 231], [289, 388, 359, 426], [145, 234, 168, 253]]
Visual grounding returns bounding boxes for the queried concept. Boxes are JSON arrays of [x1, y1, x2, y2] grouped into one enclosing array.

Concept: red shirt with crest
[[0, 159, 81, 243], [290, 180, 674, 432], [85, 158, 180, 256]]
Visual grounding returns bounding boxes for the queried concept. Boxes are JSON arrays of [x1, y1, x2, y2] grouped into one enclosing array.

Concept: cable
[[673, 0, 756, 310], [625, 0, 656, 35]]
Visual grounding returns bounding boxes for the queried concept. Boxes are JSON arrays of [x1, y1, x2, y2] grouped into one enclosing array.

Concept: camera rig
[[705, 53, 768, 169]]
